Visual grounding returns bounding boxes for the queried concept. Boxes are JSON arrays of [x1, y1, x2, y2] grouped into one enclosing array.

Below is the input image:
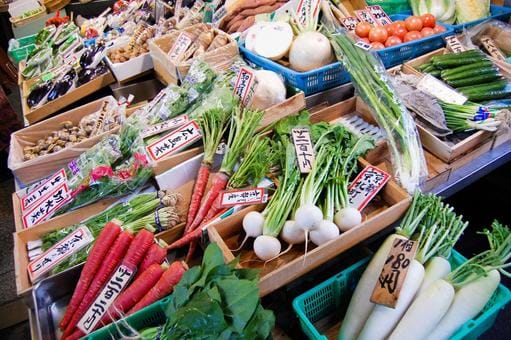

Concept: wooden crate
[[22, 70, 115, 124], [402, 49, 500, 163], [207, 98, 412, 296]]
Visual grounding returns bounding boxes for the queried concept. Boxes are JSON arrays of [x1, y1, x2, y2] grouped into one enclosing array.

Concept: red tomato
[[433, 25, 446, 33], [355, 22, 372, 38], [404, 31, 422, 42], [385, 36, 403, 47], [421, 14, 436, 28], [393, 20, 406, 30], [368, 27, 388, 43], [421, 27, 435, 37], [370, 42, 385, 50], [393, 26, 408, 40], [405, 16, 423, 31], [385, 23, 395, 36]]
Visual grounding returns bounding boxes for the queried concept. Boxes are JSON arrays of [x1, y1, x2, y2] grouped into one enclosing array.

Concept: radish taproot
[[254, 22, 293, 60], [250, 70, 286, 110], [334, 207, 362, 231]]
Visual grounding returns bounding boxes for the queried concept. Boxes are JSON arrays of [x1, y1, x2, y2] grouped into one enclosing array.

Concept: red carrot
[[122, 228, 154, 271], [185, 163, 211, 232], [187, 172, 229, 232], [64, 328, 84, 340], [59, 221, 121, 330], [62, 231, 133, 337], [137, 243, 167, 275], [202, 194, 224, 224], [98, 264, 166, 327], [127, 261, 187, 315], [166, 227, 202, 251]]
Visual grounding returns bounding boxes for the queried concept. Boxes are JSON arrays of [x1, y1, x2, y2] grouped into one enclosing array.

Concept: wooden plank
[[259, 92, 306, 130]]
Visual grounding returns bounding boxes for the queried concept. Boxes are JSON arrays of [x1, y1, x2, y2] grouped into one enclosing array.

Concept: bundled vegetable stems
[[391, 221, 511, 340], [329, 31, 426, 193], [167, 107, 264, 258], [439, 101, 502, 133]]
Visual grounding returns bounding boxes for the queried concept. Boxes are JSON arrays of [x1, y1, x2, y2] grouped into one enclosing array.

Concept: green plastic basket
[[365, 0, 411, 15], [8, 34, 37, 64], [84, 297, 170, 340], [292, 250, 511, 340]]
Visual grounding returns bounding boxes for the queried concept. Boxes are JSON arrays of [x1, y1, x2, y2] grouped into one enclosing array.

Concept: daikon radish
[[254, 22, 293, 60]]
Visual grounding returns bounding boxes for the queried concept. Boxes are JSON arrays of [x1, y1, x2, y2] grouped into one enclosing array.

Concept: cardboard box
[[9, 96, 120, 186], [149, 23, 238, 83], [207, 97, 412, 296], [403, 49, 499, 163], [22, 70, 115, 124]]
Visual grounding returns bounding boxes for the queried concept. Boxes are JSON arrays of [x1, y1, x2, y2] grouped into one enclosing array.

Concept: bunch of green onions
[[439, 101, 502, 133]]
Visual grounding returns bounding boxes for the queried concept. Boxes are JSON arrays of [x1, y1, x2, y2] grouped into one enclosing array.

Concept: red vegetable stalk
[[121, 228, 154, 271], [185, 108, 230, 232], [59, 220, 121, 330], [127, 261, 187, 315], [62, 231, 134, 338], [137, 241, 167, 275], [97, 263, 166, 327]]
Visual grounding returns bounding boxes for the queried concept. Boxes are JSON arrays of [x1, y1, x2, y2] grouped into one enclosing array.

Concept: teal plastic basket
[[8, 34, 37, 64], [84, 297, 169, 340], [292, 250, 511, 340]]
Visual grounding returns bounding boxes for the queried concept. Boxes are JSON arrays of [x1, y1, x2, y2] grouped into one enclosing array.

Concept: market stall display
[[4, 0, 511, 338]]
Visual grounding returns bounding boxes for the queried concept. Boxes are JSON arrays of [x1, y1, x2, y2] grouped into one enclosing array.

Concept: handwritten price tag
[[220, 188, 267, 207], [291, 127, 315, 173], [366, 5, 392, 26], [296, 0, 321, 27], [417, 74, 467, 105], [371, 238, 418, 308], [22, 182, 71, 229], [233, 67, 258, 107], [168, 32, 193, 61], [141, 114, 189, 138], [146, 120, 202, 161], [444, 35, 466, 53], [77, 264, 134, 334], [355, 9, 378, 26], [20, 169, 67, 212], [348, 165, 390, 211], [480, 35, 507, 62], [340, 16, 360, 32], [28, 226, 94, 282]]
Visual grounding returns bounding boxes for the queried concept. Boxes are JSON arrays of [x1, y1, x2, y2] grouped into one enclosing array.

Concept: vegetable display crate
[[84, 297, 169, 340], [366, 0, 411, 15], [8, 34, 36, 63], [292, 250, 511, 340]]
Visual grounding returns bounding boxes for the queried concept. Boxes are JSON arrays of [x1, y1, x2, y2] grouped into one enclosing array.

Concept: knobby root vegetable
[[338, 234, 407, 340], [389, 279, 455, 340], [334, 207, 362, 231], [59, 221, 121, 330], [358, 259, 425, 340], [417, 256, 451, 295], [425, 270, 501, 340]]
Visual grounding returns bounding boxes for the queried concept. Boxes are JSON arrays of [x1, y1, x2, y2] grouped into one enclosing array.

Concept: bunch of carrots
[[165, 106, 265, 260], [60, 220, 187, 339]]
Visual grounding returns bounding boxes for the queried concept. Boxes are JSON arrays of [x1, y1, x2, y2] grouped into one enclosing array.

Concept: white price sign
[[348, 165, 390, 211], [291, 127, 315, 173], [146, 120, 202, 161], [233, 67, 258, 107], [20, 169, 67, 212], [220, 188, 267, 207], [168, 32, 193, 61], [417, 74, 467, 105], [141, 114, 189, 138], [22, 183, 71, 228]]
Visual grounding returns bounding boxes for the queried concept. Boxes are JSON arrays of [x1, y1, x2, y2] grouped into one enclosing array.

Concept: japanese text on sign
[[220, 188, 267, 207], [22, 183, 71, 229], [233, 67, 258, 107], [417, 74, 467, 105], [168, 32, 193, 61], [371, 238, 418, 308], [77, 265, 134, 334], [28, 226, 94, 282], [296, 0, 321, 27], [348, 165, 390, 211], [354, 9, 378, 26], [480, 36, 507, 62], [340, 17, 360, 32], [366, 5, 392, 26], [444, 35, 466, 53], [141, 114, 189, 138], [20, 169, 67, 212], [146, 120, 202, 161], [291, 128, 315, 173]]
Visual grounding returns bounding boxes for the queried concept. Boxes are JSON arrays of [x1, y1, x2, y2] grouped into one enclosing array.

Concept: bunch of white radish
[[390, 220, 511, 340]]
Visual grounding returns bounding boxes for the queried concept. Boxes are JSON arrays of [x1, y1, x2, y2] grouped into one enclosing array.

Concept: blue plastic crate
[[292, 250, 511, 340], [240, 14, 454, 94]]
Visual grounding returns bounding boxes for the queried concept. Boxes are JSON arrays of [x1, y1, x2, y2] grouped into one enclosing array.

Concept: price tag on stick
[[348, 165, 390, 211], [146, 120, 202, 161], [220, 188, 268, 207], [370, 238, 418, 308], [480, 35, 507, 62], [444, 35, 466, 53], [291, 127, 315, 173]]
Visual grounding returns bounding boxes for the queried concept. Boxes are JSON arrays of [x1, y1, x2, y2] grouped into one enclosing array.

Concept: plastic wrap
[[460, 19, 511, 59], [330, 31, 428, 193]]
